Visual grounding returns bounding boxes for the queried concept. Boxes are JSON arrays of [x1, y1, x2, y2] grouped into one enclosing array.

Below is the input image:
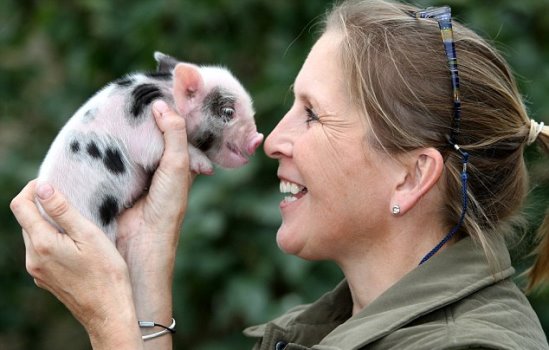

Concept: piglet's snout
[[247, 133, 264, 155]]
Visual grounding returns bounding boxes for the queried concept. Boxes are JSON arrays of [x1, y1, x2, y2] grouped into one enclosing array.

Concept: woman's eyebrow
[[290, 81, 321, 109], [297, 92, 318, 108]]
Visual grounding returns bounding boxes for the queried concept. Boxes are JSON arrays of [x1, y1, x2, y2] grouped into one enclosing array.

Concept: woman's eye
[[305, 107, 319, 124]]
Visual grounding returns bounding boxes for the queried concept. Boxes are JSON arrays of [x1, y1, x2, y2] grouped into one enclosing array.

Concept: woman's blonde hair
[[325, 0, 549, 290]]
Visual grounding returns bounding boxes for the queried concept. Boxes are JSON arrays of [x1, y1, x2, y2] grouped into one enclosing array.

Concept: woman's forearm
[[130, 256, 175, 349]]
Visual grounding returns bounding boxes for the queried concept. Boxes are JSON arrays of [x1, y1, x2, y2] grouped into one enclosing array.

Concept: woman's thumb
[[35, 183, 92, 238]]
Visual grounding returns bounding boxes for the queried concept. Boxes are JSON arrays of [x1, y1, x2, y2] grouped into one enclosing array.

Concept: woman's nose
[[264, 111, 295, 160]]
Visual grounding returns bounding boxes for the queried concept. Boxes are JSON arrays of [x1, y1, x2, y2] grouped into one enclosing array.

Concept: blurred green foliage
[[1, 0, 548, 349]]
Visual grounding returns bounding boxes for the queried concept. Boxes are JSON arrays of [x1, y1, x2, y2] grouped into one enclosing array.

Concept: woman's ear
[[390, 148, 444, 215]]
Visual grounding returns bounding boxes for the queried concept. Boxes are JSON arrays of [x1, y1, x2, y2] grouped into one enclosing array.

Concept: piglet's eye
[[220, 107, 235, 121]]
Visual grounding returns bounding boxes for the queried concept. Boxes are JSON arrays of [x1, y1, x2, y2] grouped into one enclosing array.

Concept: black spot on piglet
[[145, 71, 173, 80], [130, 83, 163, 118], [82, 108, 98, 123], [114, 76, 135, 87], [87, 142, 102, 159], [195, 131, 216, 152], [103, 147, 126, 175], [98, 195, 119, 226], [70, 140, 80, 153]]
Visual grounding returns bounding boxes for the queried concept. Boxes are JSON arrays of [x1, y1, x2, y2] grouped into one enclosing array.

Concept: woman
[[10, 0, 549, 349]]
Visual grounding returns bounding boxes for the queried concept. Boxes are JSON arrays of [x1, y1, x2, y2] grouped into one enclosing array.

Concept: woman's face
[[264, 31, 402, 262]]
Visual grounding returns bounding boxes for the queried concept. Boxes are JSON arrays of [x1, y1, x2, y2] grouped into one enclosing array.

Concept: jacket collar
[[320, 237, 514, 348], [245, 237, 514, 349]]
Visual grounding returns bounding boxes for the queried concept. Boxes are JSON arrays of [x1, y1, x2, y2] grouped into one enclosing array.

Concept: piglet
[[36, 52, 263, 241]]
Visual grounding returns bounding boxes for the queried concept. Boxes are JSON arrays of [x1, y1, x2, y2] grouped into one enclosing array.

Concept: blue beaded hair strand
[[419, 144, 469, 265], [410, 6, 470, 265]]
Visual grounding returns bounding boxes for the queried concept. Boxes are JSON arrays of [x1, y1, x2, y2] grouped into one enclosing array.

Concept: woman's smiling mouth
[[279, 180, 308, 204]]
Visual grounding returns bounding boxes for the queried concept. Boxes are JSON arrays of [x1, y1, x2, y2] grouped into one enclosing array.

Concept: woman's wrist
[[84, 271, 144, 350], [131, 264, 174, 320], [122, 233, 176, 349], [87, 307, 143, 350], [130, 265, 174, 349], [116, 207, 182, 349]]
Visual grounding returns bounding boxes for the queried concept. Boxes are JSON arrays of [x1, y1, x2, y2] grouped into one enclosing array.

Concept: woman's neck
[[338, 223, 452, 315]]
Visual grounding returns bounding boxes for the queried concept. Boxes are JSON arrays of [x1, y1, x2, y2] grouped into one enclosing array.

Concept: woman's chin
[[275, 225, 303, 256]]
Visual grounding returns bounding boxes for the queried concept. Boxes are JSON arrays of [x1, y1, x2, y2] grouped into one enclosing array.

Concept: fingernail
[[153, 100, 169, 115], [36, 183, 54, 200]]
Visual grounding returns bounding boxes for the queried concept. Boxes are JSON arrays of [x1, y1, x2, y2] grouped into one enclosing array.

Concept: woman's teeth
[[280, 180, 307, 202]]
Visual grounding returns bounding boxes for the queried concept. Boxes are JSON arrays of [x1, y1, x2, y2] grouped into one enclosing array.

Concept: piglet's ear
[[154, 51, 179, 73], [173, 63, 204, 116]]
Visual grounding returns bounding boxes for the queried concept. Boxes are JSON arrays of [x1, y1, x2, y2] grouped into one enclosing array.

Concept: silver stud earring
[[392, 205, 400, 215]]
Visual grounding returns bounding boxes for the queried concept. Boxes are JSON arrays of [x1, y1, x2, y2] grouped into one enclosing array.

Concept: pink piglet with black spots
[[36, 52, 263, 241]]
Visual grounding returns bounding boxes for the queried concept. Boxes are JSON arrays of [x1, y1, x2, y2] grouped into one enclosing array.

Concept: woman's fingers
[[152, 100, 190, 173], [37, 183, 103, 243], [10, 180, 40, 229], [10, 180, 55, 241], [138, 101, 193, 225], [11, 180, 104, 253]]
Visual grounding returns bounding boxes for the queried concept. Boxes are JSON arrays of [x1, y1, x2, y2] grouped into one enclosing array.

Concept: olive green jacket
[[244, 237, 548, 349]]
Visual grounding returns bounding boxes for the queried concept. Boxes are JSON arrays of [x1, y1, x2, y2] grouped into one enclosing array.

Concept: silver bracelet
[[138, 318, 176, 340]]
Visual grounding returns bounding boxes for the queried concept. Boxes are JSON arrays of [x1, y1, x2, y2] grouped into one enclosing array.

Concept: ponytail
[[527, 122, 549, 291]]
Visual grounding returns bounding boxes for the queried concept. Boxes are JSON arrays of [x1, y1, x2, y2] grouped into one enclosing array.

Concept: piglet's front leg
[[188, 145, 214, 175]]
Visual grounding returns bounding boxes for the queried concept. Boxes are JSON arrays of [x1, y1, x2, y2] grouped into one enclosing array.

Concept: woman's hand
[[116, 100, 192, 270], [10, 180, 143, 350], [115, 100, 193, 347], [10, 100, 191, 349]]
